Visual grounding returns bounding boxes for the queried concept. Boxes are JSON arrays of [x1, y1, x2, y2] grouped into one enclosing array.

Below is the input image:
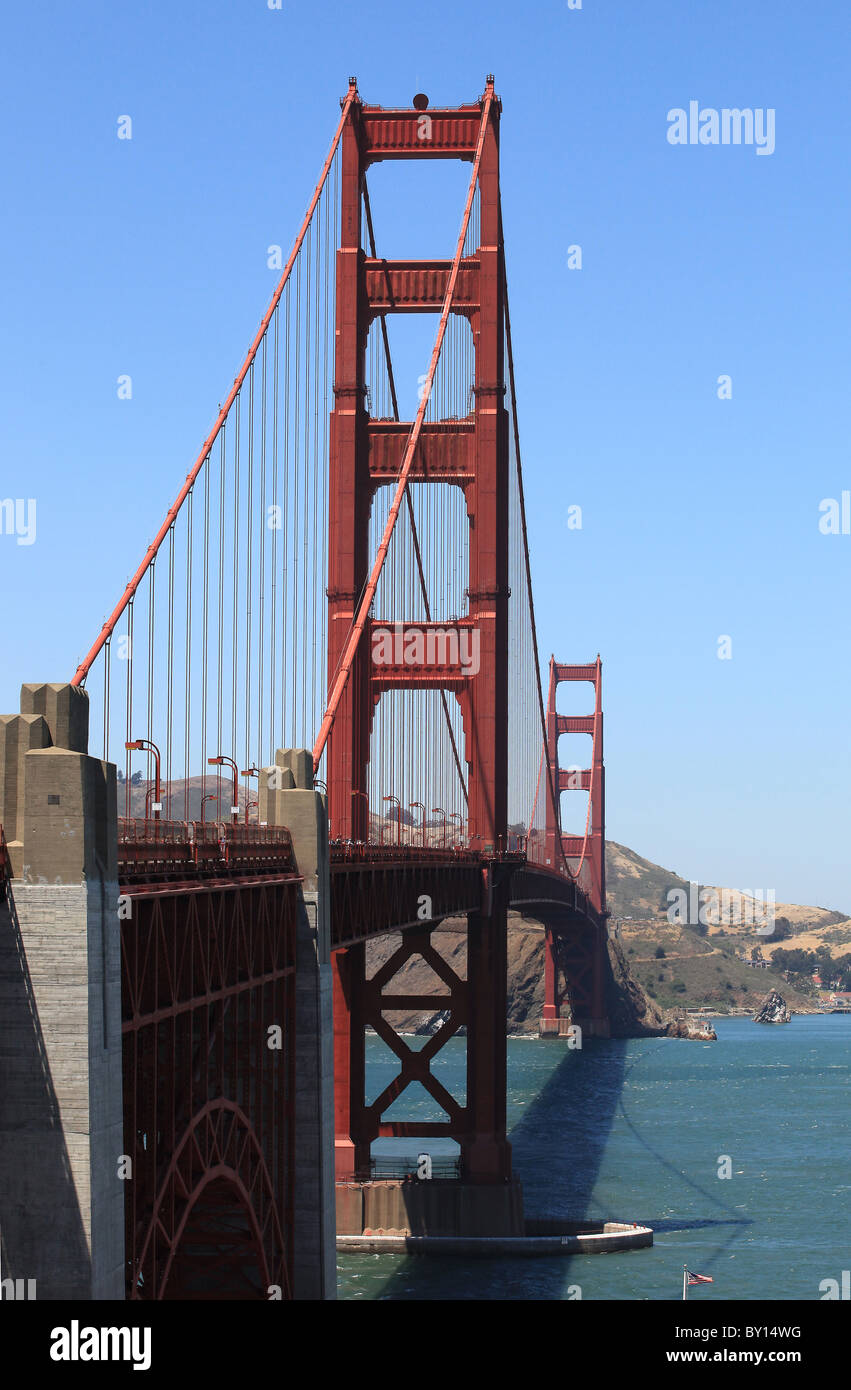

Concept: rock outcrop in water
[[753, 989, 791, 1024], [665, 1014, 717, 1040]]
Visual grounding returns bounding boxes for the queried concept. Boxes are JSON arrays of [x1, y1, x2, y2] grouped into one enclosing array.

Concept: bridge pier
[[538, 917, 611, 1040], [464, 901, 513, 1181], [332, 890, 522, 1238], [0, 683, 124, 1299], [331, 943, 368, 1182], [260, 749, 337, 1299]]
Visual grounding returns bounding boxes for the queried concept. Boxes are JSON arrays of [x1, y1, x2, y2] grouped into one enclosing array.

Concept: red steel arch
[[140, 1101, 286, 1301], [121, 874, 298, 1299]]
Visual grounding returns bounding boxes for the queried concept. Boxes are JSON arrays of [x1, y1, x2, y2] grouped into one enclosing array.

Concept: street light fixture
[[449, 811, 462, 847], [208, 755, 240, 824], [125, 739, 162, 821], [352, 788, 369, 843], [241, 766, 260, 826], [409, 801, 426, 847], [383, 794, 401, 845], [431, 806, 447, 849], [200, 793, 218, 825]]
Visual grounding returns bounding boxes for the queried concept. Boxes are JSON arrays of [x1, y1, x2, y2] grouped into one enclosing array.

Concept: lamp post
[[352, 788, 369, 843], [200, 794, 218, 825], [208, 755, 240, 824], [383, 794, 401, 845], [125, 739, 162, 821], [241, 766, 259, 825], [449, 811, 462, 847], [409, 801, 426, 848], [431, 806, 447, 849]]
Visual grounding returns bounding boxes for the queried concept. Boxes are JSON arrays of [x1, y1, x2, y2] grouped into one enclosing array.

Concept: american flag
[[687, 1270, 714, 1285]]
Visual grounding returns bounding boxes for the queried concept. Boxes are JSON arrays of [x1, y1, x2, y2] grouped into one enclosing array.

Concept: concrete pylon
[[0, 684, 124, 1299], [259, 749, 336, 1300]]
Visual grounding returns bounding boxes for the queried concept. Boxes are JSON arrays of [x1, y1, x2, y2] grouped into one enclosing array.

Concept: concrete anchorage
[[259, 748, 337, 1300], [0, 683, 124, 1300]]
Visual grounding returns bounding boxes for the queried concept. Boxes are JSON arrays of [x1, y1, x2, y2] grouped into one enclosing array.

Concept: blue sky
[[1, 1, 849, 908]]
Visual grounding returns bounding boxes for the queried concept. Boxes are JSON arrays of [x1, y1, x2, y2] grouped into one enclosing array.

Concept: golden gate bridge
[[0, 77, 611, 1300]]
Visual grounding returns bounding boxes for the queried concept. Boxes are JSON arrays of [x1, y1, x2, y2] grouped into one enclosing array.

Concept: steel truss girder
[[509, 864, 601, 928], [330, 859, 482, 948], [121, 879, 297, 1300], [363, 927, 469, 1141]]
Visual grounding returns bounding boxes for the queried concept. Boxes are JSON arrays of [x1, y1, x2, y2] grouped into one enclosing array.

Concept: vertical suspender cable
[[71, 87, 356, 690]]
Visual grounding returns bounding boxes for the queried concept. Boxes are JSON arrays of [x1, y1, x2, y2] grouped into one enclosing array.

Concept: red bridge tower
[[327, 80, 514, 1190], [541, 657, 610, 1037]]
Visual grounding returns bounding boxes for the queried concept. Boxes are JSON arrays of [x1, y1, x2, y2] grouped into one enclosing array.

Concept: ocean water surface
[[336, 1016, 851, 1300]]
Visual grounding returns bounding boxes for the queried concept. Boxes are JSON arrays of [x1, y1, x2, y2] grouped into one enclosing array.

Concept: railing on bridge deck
[[117, 818, 296, 883], [339, 1155, 461, 1183], [329, 836, 527, 863]]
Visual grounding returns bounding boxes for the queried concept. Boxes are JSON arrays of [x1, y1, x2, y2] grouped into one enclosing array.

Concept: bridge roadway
[[116, 819, 604, 945]]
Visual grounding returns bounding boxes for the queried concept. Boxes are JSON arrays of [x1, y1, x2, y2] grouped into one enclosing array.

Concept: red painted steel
[[361, 106, 482, 161], [121, 875, 298, 1299], [117, 818, 296, 882], [323, 80, 515, 1184], [367, 420, 475, 486], [314, 85, 493, 777], [329, 845, 524, 948], [363, 258, 480, 313], [44, 76, 615, 1301], [542, 657, 608, 1028]]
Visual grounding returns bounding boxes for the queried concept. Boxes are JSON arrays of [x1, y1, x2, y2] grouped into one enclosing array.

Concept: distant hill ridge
[[606, 840, 849, 944]]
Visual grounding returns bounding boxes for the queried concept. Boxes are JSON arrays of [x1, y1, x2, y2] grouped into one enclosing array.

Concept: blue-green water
[[337, 1016, 851, 1299]]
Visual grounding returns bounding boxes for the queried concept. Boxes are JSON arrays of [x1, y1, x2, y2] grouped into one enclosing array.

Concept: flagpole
[[683, 1265, 688, 1301]]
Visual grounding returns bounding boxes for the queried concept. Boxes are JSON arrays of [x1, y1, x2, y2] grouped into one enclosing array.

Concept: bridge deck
[[115, 821, 601, 942]]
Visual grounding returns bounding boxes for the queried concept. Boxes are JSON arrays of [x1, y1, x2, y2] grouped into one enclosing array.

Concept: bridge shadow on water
[[361, 1037, 751, 1301]]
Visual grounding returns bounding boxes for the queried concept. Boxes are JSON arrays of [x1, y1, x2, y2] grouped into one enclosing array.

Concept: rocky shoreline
[[603, 936, 716, 1039]]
